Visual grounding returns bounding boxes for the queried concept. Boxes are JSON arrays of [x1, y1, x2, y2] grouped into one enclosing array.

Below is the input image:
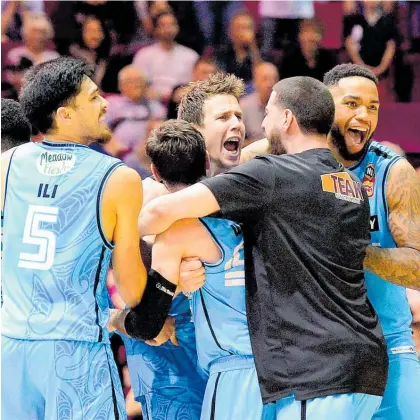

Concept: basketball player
[[109, 119, 274, 420], [324, 63, 420, 420], [236, 65, 420, 419], [138, 77, 388, 419], [120, 73, 247, 420], [1, 57, 163, 419]]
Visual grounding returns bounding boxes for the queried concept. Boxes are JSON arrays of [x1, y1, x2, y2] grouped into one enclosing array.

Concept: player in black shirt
[[139, 76, 388, 419]]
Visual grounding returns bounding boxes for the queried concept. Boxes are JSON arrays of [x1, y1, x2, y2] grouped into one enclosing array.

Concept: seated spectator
[[240, 62, 279, 144], [69, 15, 111, 87], [133, 11, 199, 102], [214, 10, 262, 89], [104, 65, 166, 151], [343, 0, 399, 79], [279, 18, 337, 81], [166, 57, 219, 119], [1, 0, 44, 42], [7, 13, 59, 66], [124, 118, 165, 179]]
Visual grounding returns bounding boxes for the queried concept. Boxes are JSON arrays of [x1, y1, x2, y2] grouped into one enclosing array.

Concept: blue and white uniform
[[1, 140, 126, 419], [350, 141, 420, 420]]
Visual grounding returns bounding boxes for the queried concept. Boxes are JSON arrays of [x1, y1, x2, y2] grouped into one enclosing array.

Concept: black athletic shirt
[[201, 148, 388, 403]]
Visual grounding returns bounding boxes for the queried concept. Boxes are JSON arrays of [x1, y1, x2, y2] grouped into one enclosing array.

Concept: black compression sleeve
[[124, 269, 176, 340]]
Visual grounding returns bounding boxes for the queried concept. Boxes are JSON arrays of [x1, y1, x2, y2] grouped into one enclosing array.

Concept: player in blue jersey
[[109, 120, 274, 420], [0, 57, 165, 420], [114, 73, 247, 420], [322, 63, 420, 420]]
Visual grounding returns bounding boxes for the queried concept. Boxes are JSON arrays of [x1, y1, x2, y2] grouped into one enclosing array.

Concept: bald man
[[240, 62, 279, 143], [103, 65, 166, 152]]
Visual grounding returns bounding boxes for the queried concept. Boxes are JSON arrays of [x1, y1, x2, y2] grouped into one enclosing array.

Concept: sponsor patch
[[390, 345, 416, 355], [321, 172, 364, 204], [362, 163, 375, 197], [37, 151, 76, 176]]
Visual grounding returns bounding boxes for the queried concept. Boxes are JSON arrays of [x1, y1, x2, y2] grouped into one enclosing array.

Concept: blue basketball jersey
[[191, 217, 252, 373], [1, 140, 123, 343], [350, 141, 413, 340]]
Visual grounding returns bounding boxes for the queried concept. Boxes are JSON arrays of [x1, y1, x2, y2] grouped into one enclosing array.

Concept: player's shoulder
[[158, 218, 203, 246]]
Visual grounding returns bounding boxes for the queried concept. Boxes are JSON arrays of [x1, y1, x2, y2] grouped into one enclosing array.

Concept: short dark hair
[[1, 99, 31, 151], [323, 63, 378, 87], [19, 57, 94, 134], [146, 119, 207, 186], [178, 72, 244, 126], [273, 76, 335, 136]]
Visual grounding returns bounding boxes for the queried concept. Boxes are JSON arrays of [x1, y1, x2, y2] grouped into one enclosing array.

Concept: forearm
[[345, 38, 365, 66], [364, 246, 420, 290], [109, 309, 129, 336], [378, 41, 396, 73]]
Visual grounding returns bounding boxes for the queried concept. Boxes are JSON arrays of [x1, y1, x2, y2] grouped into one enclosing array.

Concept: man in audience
[[133, 11, 199, 103]]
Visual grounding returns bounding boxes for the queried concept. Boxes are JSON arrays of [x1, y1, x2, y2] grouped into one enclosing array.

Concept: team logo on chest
[[362, 163, 375, 198], [321, 172, 364, 204]]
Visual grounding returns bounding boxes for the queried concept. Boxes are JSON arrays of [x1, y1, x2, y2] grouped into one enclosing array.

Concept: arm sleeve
[[200, 156, 275, 223]]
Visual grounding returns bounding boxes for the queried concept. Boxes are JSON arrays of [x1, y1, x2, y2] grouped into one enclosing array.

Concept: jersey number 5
[[18, 205, 59, 270]]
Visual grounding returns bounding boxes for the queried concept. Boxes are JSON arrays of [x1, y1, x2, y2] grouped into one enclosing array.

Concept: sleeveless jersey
[[350, 141, 413, 342], [191, 217, 252, 373], [1, 140, 123, 343]]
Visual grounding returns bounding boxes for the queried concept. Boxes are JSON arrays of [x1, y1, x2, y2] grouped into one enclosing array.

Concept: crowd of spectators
[[2, 1, 420, 418]]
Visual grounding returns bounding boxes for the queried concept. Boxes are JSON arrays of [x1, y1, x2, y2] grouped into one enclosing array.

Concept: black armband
[[124, 269, 176, 340]]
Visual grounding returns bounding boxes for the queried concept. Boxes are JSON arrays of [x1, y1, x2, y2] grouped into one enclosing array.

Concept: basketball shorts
[[201, 354, 275, 420], [372, 339, 420, 420], [1, 335, 126, 420]]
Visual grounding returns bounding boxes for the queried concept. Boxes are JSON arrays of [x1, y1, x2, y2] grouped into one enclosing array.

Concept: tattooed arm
[[364, 159, 420, 290]]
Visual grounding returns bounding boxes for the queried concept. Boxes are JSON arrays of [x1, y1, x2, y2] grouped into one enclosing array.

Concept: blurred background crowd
[[2, 1, 420, 418]]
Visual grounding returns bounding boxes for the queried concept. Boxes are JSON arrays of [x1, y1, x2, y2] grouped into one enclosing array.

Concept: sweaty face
[[72, 77, 111, 144], [261, 91, 287, 156], [329, 76, 379, 163], [199, 94, 245, 175]]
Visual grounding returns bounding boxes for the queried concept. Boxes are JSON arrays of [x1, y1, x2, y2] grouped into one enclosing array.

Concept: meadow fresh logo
[[37, 151, 76, 176]]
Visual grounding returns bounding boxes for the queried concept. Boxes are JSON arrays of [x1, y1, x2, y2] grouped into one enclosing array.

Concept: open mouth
[[346, 127, 369, 146], [223, 137, 241, 154]]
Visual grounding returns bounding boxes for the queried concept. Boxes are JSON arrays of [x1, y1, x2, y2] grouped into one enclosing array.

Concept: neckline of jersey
[[42, 140, 88, 149]]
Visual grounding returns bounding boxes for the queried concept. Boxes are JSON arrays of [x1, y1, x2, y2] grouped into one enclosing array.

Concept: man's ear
[[150, 163, 161, 183], [283, 109, 294, 132], [55, 106, 72, 126]]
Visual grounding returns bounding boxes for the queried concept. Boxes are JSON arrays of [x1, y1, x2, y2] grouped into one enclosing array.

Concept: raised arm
[[240, 138, 269, 163], [139, 183, 220, 236], [364, 159, 420, 290], [103, 166, 147, 307]]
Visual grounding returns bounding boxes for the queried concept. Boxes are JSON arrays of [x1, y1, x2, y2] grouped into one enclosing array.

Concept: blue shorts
[[372, 342, 420, 420], [123, 321, 206, 420], [1, 335, 126, 420], [201, 355, 275, 420], [273, 393, 382, 420]]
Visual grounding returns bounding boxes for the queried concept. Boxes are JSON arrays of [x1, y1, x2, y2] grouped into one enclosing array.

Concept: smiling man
[[324, 63, 420, 420]]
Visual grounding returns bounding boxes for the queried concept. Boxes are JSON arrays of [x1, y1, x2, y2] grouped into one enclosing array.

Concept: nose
[[230, 114, 242, 132], [101, 96, 109, 112], [355, 106, 369, 122]]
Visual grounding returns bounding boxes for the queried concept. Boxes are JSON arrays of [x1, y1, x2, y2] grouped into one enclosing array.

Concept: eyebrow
[[88, 86, 99, 97], [342, 95, 379, 104], [216, 110, 243, 117]]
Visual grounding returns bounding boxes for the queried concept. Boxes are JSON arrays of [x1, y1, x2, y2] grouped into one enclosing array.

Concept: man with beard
[[111, 120, 274, 420], [323, 63, 420, 420], [118, 72, 246, 420], [1, 57, 153, 419], [137, 76, 388, 419]]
